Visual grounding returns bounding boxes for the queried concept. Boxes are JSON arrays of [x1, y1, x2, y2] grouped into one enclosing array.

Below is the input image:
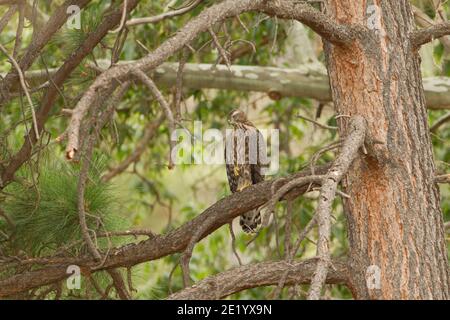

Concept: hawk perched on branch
[[225, 109, 266, 233]]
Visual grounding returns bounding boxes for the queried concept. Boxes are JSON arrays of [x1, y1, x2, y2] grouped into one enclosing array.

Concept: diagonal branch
[[0, 164, 330, 297], [0, 4, 17, 35]]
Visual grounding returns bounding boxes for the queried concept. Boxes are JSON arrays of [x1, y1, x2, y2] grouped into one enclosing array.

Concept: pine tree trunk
[[324, 0, 449, 299]]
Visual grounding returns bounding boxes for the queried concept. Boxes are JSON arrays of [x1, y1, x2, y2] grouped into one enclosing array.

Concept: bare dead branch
[[168, 258, 348, 300], [308, 115, 367, 300], [10, 61, 450, 110], [97, 229, 156, 239]]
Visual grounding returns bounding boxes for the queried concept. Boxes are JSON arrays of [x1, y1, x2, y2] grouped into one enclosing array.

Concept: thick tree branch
[[10, 62, 450, 110], [412, 5, 450, 52], [0, 164, 330, 297], [411, 21, 450, 48], [436, 174, 450, 184], [168, 259, 348, 300], [259, 0, 361, 46]]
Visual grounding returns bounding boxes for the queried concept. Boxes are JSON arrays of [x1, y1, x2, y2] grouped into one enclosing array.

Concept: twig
[[208, 27, 231, 69], [107, 269, 131, 299], [0, 4, 17, 34], [0, 207, 14, 229], [263, 175, 325, 227], [133, 69, 176, 169], [127, 267, 136, 293], [430, 112, 450, 133], [297, 113, 338, 130], [235, 15, 249, 33], [229, 223, 242, 266], [309, 140, 342, 175], [180, 215, 217, 287], [270, 212, 318, 299], [0, 43, 40, 139], [13, 2, 25, 59], [126, 0, 203, 26], [77, 136, 103, 262], [109, 0, 128, 34], [97, 229, 156, 239], [174, 47, 189, 121]]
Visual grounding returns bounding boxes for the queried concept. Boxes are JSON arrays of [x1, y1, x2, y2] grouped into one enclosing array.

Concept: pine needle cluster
[[2, 156, 128, 257]]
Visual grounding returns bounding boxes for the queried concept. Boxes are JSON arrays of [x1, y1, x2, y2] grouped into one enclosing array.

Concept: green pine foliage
[[2, 155, 128, 257]]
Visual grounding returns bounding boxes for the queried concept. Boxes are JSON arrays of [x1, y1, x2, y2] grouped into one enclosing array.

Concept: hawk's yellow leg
[[237, 179, 252, 192]]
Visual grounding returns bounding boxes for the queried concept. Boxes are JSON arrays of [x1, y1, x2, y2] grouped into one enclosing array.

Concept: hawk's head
[[228, 109, 249, 127]]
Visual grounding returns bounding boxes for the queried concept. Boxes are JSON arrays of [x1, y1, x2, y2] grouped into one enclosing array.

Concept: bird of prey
[[225, 109, 266, 233]]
